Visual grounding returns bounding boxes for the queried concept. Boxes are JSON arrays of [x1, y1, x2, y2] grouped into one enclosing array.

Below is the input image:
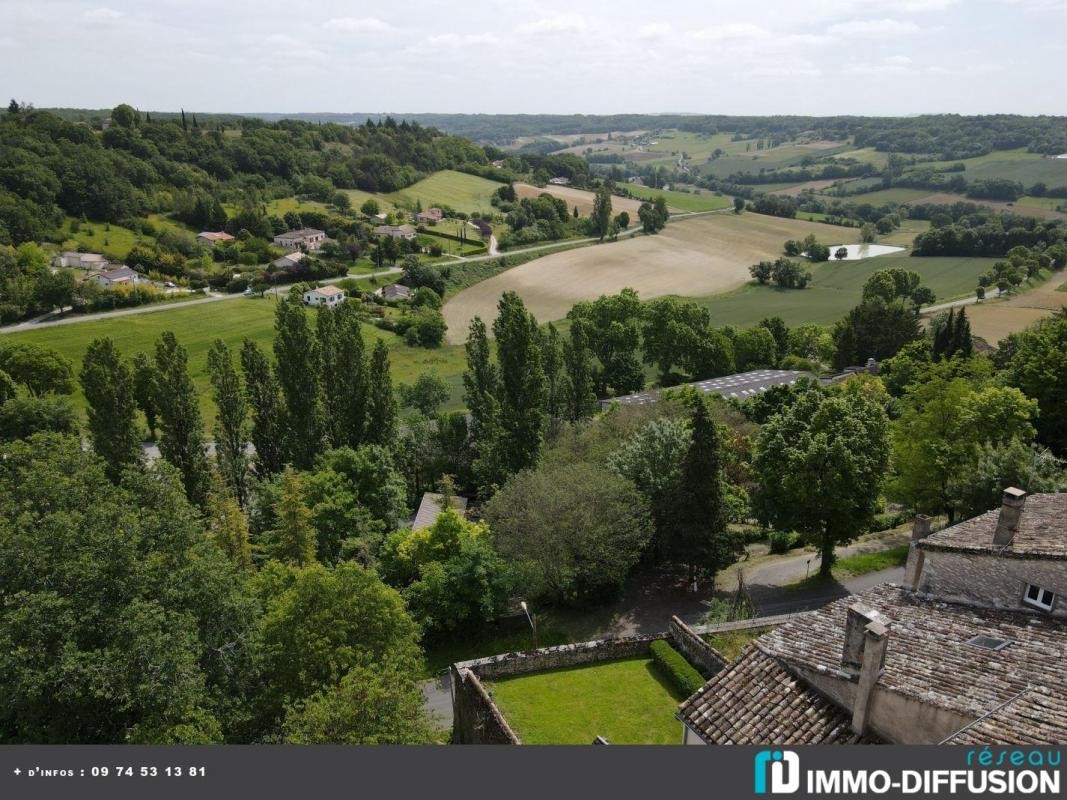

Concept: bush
[[650, 640, 704, 697], [767, 530, 798, 555], [779, 354, 818, 372]]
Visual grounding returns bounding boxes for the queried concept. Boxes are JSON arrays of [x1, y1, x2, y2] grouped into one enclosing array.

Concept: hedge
[[650, 640, 705, 697]]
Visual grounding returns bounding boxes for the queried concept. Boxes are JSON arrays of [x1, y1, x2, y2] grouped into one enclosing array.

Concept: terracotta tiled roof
[[944, 689, 1067, 745], [679, 646, 877, 744], [918, 493, 1067, 560], [758, 584, 1067, 736]]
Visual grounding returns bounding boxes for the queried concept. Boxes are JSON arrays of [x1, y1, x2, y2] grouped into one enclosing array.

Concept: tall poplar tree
[[543, 323, 566, 420], [80, 337, 142, 481], [131, 351, 158, 440], [207, 339, 249, 506], [564, 318, 598, 421], [320, 302, 368, 448], [240, 339, 286, 478], [153, 331, 211, 509], [492, 292, 546, 477], [273, 299, 327, 469], [365, 339, 397, 447], [591, 185, 613, 241]]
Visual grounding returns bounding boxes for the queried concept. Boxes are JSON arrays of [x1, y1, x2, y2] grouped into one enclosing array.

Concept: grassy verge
[[485, 658, 685, 744], [786, 545, 909, 591]]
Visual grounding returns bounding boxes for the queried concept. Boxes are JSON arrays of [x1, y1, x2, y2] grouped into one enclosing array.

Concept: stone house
[[53, 251, 108, 270], [273, 228, 326, 251], [377, 283, 411, 300], [678, 489, 1067, 745], [374, 224, 417, 240], [88, 266, 140, 289], [196, 231, 234, 246], [416, 207, 444, 224], [271, 251, 306, 271]]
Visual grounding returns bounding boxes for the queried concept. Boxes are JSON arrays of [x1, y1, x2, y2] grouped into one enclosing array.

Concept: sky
[[3, 0, 1066, 116]]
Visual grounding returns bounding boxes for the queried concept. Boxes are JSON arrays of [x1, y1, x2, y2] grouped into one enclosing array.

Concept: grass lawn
[[486, 658, 685, 744], [786, 545, 910, 592], [59, 217, 150, 260], [694, 255, 997, 327], [387, 170, 503, 215], [4, 297, 469, 421], [620, 183, 731, 212], [705, 627, 772, 661]]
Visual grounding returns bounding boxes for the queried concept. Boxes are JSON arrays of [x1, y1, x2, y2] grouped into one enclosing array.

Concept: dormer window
[[1023, 583, 1056, 612]]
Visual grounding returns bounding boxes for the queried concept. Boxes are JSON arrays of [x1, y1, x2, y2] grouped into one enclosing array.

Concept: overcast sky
[[4, 0, 1065, 116]]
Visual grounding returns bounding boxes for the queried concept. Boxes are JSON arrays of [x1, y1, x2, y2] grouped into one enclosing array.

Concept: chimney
[[904, 515, 932, 591], [993, 488, 1027, 546], [841, 603, 890, 671], [851, 619, 890, 736]]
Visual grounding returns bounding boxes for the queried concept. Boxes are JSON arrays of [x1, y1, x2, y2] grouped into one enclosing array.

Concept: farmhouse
[[52, 251, 108, 270], [412, 492, 469, 530], [374, 224, 417, 240], [377, 283, 411, 300], [678, 489, 1067, 745], [196, 231, 234, 246], [273, 228, 326, 251], [88, 266, 140, 289], [603, 369, 806, 409], [271, 251, 306, 270], [416, 207, 444, 224], [302, 284, 345, 307]]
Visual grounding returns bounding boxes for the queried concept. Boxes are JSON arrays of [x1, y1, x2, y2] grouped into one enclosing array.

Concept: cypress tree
[[240, 339, 286, 478], [953, 306, 973, 359], [492, 292, 546, 476], [365, 339, 397, 446], [273, 298, 327, 469], [80, 337, 142, 482], [207, 339, 249, 506], [153, 331, 211, 508], [673, 395, 741, 585], [131, 351, 158, 440]]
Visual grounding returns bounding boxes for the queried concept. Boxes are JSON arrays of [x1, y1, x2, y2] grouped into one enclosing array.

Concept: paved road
[[0, 267, 403, 334]]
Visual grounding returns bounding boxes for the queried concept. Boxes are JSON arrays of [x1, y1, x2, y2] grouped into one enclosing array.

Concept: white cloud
[[323, 17, 393, 33], [886, 55, 913, 64], [83, 8, 123, 22], [638, 23, 672, 40], [419, 32, 502, 51], [999, 0, 1067, 13], [826, 18, 921, 37], [690, 23, 771, 42], [517, 15, 588, 35]]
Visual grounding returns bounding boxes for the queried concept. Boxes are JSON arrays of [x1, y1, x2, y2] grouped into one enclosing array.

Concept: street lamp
[[519, 600, 539, 649]]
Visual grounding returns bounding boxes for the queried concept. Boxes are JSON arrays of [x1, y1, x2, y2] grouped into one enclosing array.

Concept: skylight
[[966, 635, 1013, 651]]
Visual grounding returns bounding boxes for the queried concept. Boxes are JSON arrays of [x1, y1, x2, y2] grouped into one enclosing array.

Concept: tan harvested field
[[966, 271, 1067, 344], [911, 193, 1067, 221], [772, 179, 839, 197], [513, 182, 648, 218], [442, 213, 856, 342]]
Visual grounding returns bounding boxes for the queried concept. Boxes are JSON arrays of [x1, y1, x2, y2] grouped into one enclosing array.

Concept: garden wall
[[668, 616, 728, 678]]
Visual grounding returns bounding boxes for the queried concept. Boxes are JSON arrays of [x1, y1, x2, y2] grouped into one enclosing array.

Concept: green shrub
[[768, 530, 798, 554], [650, 640, 704, 697]]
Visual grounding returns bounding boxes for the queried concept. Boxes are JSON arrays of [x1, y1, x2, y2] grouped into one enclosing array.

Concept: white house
[[302, 284, 345, 307], [89, 266, 140, 289], [52, 251, 108, 270], [374, 224, 417, 240], [273, 228, 327, 251]]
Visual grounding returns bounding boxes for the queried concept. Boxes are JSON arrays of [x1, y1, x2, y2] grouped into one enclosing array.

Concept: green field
[[620, 183, 731, 212], [486, 658, 685, 744], [3, 298, 468, 422], [59, 217, 150, 260], [835, 147, 891, 168], [839, 187, 934, 204], [386, 170, 503, 214], [694, 254, 997, 327]]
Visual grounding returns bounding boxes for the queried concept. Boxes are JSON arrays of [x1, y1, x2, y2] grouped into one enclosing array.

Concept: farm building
[[412, 492, 469, 530], [52, 251, 108, 270], [302, 285, 345, 308], [602, 369, 807, 409], [273, 228, 326, 251], [679, 490, 1067, 745], [271, 251, 306, 270], [416, 207, 444, 223], [88, 266, 140, 289], [196, 231, 235, 246], [378, 284, 411, 300], [548, 176, 571, 185], [374, 224, 417, 240]]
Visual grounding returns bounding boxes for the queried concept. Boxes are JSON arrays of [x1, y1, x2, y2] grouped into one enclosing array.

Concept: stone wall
[[668, 616, 728, 678], [918, 550, 1067, 618], [451, 670, 520, 745], [456, 635, 656, 681]]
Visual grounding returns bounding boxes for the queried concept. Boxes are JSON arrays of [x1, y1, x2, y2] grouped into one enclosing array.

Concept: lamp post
[[520, 600, 539, 649]]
